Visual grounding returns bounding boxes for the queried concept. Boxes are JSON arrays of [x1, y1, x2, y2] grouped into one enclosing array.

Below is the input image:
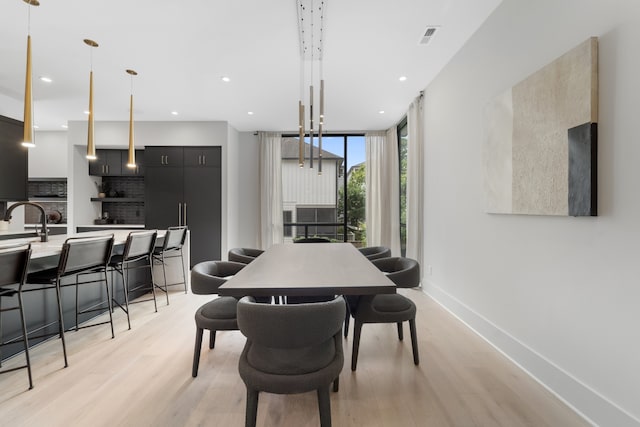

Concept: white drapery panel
[[406, 96, 424, 268], [258, 132, 283, 249], [365, 129, 401, 256]]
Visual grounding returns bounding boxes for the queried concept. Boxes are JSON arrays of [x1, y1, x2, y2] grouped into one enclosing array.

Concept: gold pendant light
[[84, 38, 99, 160], [126, 69, 138, 168], [21, 0, 39, 148]]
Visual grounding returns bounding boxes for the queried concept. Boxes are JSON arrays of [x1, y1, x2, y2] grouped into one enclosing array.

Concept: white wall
[[421, 1, 640, 426], [230, 132, 260, 249], [28, 131, 68, 178]]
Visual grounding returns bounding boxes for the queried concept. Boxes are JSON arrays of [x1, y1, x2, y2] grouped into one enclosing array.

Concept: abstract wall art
[[484, 37, 598, 216]]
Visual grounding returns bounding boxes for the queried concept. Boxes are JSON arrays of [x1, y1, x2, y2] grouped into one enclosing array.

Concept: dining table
[[218, 243, 396, 298]]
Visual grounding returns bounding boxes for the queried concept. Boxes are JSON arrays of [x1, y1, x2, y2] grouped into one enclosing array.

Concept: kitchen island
[[0, 229, 189, 361]]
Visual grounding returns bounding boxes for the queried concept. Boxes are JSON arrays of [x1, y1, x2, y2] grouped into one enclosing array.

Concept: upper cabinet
[[144, 146, 184, 168], [0, 115, 27, 201], [88, 149, 145, 176], [183, 147, 221, 167], [122, 150, 145, 176]]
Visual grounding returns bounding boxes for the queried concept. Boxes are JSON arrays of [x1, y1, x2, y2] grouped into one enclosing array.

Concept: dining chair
[[152, 226, 187, 304], [108, 230, 158, 329], [228, 247, 264, 264], [349, 256, 420, 371], [190, 260, 246, 377], [237, 296, 345, 427], [294, 237, 331, 243], [0, 243, 33, 389], [358, 246, 391, 261]]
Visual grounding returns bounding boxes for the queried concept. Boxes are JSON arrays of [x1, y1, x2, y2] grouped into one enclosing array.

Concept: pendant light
[[296, 0, 326, 173], [84, 38, 99, 160], [21, 0, 40, 148], [126, 69, 138, 168]]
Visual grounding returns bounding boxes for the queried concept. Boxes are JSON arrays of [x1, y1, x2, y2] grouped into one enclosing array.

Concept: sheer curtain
[[258, 132, 283, 249], [365, 129, 401, 256], [406, 96, 424, 268]]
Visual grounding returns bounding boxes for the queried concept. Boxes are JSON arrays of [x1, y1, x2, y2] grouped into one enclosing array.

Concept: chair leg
[[18, 293, 33, 389], [55, 281, 68, 367], [161, 254, 170, 305], [397, 322, 404, 341], [122, 265, 131, 330], [343, 299, 350, 338], [0, 296, 3, 367], [351, 320, 363, 371], [148, 257, 158, 313], [317, 385, 333, 427], [209, 330, 216, 349], [332, 375, 339, 392], [245, 388, 259, 427], [180, 250, 187, 294], [409, 318, 420, 365], [104, 270, 115, 339], [74, 275, 80, 331], [192, 327, 203, 377]]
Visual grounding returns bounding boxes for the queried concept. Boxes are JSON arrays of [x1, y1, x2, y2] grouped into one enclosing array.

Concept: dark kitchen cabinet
[[89, 149, 122, 176], [0, 115, 27, 202], [121, 150, 145, 176], [145, 146, 221, 265]]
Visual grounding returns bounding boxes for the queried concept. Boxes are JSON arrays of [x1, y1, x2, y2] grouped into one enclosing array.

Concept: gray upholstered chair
[[228, 247, 264, 264], [349, 257, 420, 371], [358, 246, 391, 261], [190, 260, 246, 377], [294, 237, 331, 243], [237, 296, 345, 427]]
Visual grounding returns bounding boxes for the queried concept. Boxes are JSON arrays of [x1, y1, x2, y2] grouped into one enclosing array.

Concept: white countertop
[[0, 229, 165, 259], [76, 224, 145, 228]]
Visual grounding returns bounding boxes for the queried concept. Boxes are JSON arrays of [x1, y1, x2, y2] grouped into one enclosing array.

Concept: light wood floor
[[0, 288, 590, 427]]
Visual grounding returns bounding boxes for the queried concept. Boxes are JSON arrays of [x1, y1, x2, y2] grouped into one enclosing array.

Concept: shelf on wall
[[91, 197, 144, 202]]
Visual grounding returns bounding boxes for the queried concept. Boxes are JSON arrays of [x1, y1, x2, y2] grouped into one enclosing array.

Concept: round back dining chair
[[237, 296, 345, 427]]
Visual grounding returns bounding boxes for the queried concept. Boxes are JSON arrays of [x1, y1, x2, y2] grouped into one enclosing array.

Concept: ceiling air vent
[[419, 26, 440, 45]]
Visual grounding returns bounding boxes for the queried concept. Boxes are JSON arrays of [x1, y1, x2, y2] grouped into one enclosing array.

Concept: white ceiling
[[0, 0, 501, 133]]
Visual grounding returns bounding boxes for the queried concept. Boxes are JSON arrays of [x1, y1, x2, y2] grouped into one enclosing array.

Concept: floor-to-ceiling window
[[281, 134, 366, 244], [398, 119, 408, 257]]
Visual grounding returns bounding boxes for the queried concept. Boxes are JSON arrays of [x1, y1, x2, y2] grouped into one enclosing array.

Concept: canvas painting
[[484, 37, 598, 216]]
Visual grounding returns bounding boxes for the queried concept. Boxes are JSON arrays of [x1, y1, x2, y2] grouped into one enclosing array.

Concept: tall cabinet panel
[[144, 146, 221, 266], [184, 147, 221, 264]]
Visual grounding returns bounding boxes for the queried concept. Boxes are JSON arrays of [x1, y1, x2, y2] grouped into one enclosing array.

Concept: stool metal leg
[[55, 279, 68, 367], [18, 292, 33, 389], [104, 270, 115, 339], [122, 264, 131, 330]]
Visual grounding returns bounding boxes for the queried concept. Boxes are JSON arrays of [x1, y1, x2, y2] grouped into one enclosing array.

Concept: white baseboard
[[423, 280, 640, 427]]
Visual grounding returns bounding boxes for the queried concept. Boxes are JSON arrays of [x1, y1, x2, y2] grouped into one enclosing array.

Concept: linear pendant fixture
[[296, 0, 326, 173], [84, 38, 99, 160], [21, 0, 40, 148], [126, 69, 138, 168]]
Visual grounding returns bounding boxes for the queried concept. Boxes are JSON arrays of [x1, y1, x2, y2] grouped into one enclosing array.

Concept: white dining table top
[[219, 243, 396, 297]]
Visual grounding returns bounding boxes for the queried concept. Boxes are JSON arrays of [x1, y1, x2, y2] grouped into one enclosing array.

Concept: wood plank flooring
[[0, 289, 590, 427]]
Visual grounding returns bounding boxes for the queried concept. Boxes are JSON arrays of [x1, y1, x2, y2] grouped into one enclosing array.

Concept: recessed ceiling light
[[399, 76, 407, 82], [33, 125, 39, 129], [378, 110, 385, 114], [61, 124, 68, 129], [171, 111, 179, 116], [221, 76, 231, 83], [39, 76, 52, 83], [247, 111, 254, 115], [83, 110, 90, 115]]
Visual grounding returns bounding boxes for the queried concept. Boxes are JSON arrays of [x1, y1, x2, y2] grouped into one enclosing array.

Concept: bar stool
[[152, 226, 187, 304], [108, 230, 158, 329], [0, 243, 33, 389], [26, 234, 116, 366]]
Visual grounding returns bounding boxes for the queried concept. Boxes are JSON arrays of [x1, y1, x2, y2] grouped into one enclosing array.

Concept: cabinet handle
[[202, 155, 206, 165], [106, 165, 109, 174], [161, 155, 164, 165], [184, 203, 187, 226], [178, 202, 182, 226], [166, 155, 169, 165]]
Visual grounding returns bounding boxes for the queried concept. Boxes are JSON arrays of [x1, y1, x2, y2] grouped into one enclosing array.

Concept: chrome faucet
[[3, 201, 49, 242]]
